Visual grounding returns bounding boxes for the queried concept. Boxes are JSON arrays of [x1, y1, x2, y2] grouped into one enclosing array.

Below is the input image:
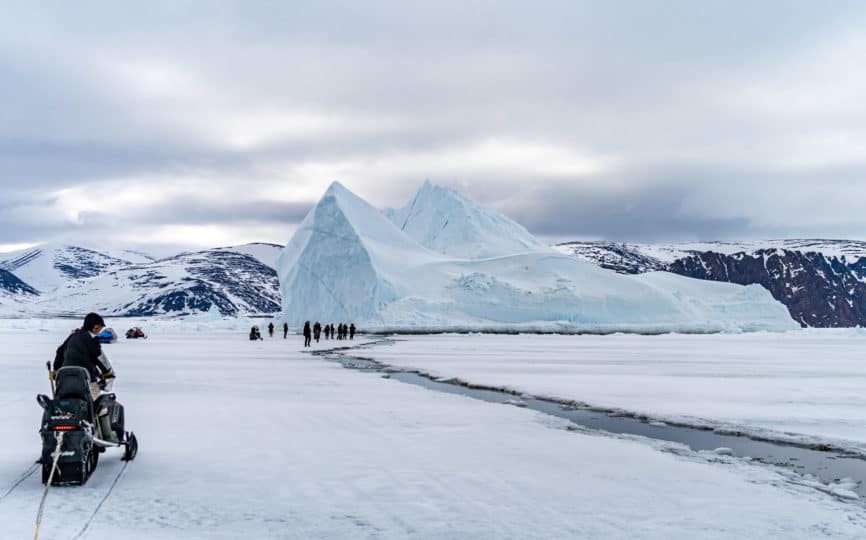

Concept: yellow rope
[[34, 431, 65, 540]]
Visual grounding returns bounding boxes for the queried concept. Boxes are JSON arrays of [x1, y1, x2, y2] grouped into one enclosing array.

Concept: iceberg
[[277, 181, 797, 332]]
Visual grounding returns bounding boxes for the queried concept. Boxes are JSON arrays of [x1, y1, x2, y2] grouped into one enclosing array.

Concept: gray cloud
[[504, 177, 752, 242], [0, 1, 865, 248], [86, 198, 313, 227]]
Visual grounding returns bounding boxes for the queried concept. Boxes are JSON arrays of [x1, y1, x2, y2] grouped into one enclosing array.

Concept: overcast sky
[[1, 1, 865, 252]]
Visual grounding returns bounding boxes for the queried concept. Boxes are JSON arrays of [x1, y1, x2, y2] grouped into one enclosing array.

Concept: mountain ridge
[[0, 243, 283, 317]]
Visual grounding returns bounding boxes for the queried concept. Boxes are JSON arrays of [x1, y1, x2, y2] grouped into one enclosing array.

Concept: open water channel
[[315, 340, 866, 502]]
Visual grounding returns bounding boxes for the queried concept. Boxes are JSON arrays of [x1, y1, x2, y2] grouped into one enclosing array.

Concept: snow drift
[[278, 181, 797, 332]]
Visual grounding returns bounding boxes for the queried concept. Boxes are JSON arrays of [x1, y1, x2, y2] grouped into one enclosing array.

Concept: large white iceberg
[[277, 181, 797, 332]]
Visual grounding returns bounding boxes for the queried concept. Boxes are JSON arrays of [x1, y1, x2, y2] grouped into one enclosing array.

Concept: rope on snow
[[33, 430, 65, 540]]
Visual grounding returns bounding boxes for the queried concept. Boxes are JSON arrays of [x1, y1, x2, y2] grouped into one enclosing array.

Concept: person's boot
[[99, 410, 119, 443]]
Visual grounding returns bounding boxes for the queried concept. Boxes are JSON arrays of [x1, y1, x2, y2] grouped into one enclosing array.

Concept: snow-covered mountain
[[0, 244, 144, 293], [385, 180, 551, 259], [557, 240, 866, 327], [0, 243, 282, 317], [277, 181, 795, 332], [45, 249, 279, 317]]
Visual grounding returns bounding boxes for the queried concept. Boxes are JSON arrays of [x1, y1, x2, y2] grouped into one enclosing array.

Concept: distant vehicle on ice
[[97, 327, 118, 344], [125, 327, 147, 339]]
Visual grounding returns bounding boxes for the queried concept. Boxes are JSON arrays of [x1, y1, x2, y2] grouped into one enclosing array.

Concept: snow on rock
[[385, 180, 552, 259], [5, 248, 281, 318], [0, 268, 38, 296], [68, 249, 280, 317], [278, 181, 797, 332], [558, 239, 866, 269], [0, 243, 135, 293], [221, 242, 284, 270]]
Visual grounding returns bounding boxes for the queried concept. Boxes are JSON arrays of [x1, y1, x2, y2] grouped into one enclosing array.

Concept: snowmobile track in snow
[[0, 463, 39, 503], [68, 460, 130, 540], [0, 460, 131, 540]]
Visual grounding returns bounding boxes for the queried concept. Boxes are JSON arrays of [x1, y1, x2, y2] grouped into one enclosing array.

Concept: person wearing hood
[[303, 321, 312, 347]]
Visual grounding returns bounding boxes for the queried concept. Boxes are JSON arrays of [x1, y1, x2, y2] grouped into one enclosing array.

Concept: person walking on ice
[[268, 322, 274, 338], [349, 323, 356, 340], [283, 322, 288, 339], [303, 321, 312, 347]]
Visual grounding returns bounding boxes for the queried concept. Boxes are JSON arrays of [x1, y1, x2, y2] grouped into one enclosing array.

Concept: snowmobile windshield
[[98, 350, 113, 372]]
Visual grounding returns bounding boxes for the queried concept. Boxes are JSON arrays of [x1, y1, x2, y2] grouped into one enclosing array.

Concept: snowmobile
[[97, 327, 118, 344], [125, 327, 147, 339], [37, 366, 138, 485]]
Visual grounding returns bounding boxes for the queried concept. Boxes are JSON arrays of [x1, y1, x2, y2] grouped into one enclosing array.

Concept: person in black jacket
[[53, 312, 118, 441], [268, 322, 274, 338], [54, 313, 114, 395], [283, 322, 288, 339], [349, 323, 356, 340], [303, 321, 312, 347]]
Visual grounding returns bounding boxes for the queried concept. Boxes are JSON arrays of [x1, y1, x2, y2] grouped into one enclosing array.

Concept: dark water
[[328, 353, 866, 501]]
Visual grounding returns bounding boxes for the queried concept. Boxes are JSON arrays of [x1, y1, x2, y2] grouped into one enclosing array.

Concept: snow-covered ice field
[[1, 320, 865, 538], [368, 331, 866, 455]]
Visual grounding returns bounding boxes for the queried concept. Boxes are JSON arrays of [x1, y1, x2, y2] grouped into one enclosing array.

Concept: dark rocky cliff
[[668, 250, 866, 327]]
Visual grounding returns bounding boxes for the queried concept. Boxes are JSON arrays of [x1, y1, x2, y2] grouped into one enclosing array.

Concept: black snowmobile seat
[[55, 366, 92, 400]]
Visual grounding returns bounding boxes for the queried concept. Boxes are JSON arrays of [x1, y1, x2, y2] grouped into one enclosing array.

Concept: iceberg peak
[[324, 180, 351, 198], [386, 180, 552, 259]]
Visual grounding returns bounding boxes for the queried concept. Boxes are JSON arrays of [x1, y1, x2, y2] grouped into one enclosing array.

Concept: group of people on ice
[[250, 321, 356, 344], [302, 321, 355, 347]]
